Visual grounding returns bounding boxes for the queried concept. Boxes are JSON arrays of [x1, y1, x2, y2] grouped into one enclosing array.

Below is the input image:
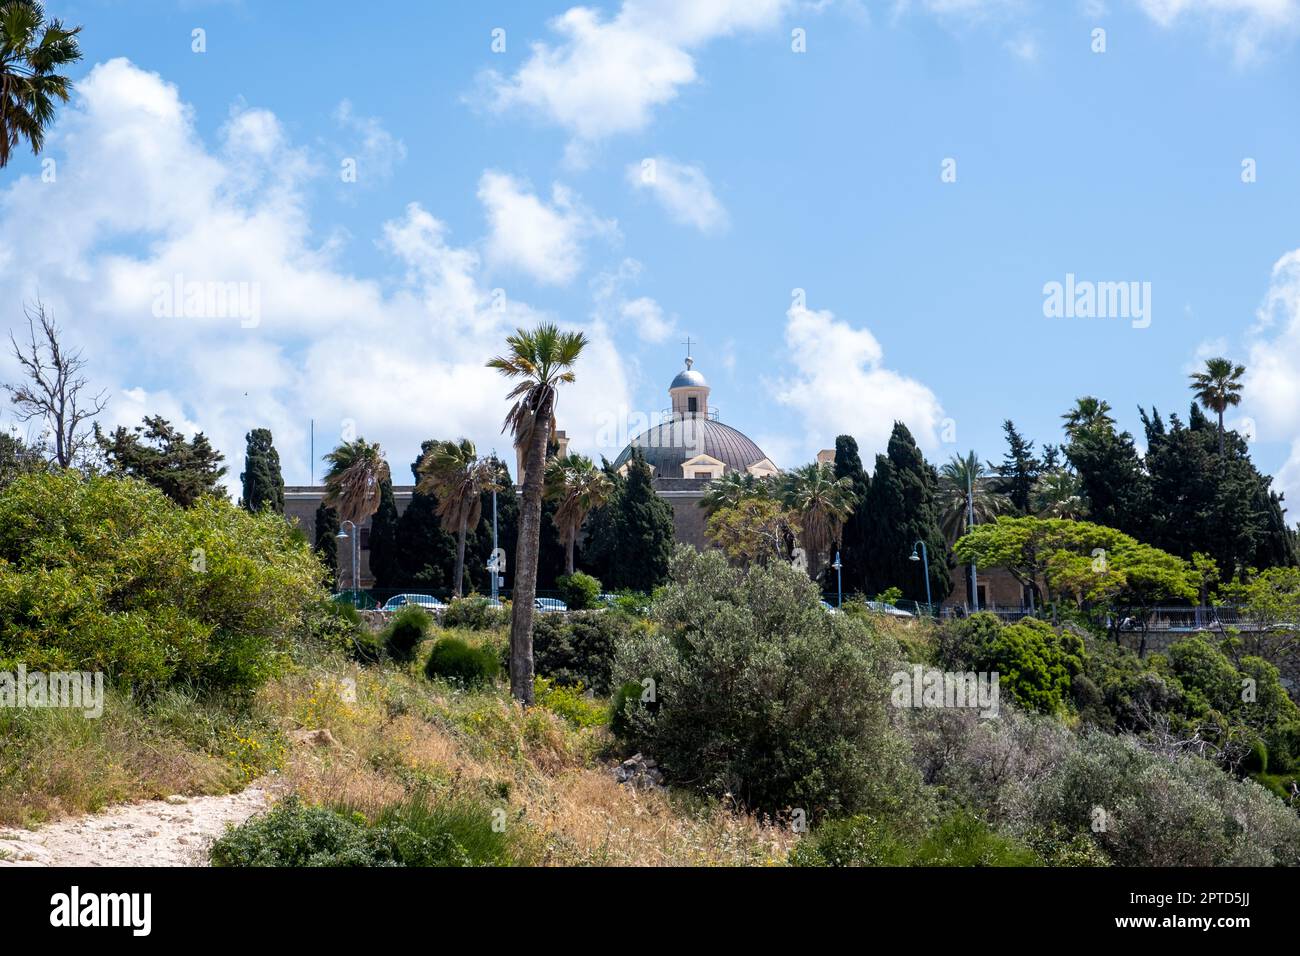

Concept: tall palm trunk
[[509, 403, 552, 705], [565, 532, 576, 576], [453, 516, 468, 598], [1217, 409, 1225, 456]]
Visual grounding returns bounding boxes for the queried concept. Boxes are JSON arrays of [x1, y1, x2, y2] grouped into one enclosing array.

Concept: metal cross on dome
[[682, 335, 695, 368]]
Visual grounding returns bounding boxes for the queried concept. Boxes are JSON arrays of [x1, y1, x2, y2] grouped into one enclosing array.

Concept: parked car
[[381, 593, 447, 613], [866, 600, 914, 618], [820, 600, 841, 614], [534, 597, 568, 613]]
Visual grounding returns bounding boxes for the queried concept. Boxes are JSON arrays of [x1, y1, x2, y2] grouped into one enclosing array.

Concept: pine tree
[[313, 502, 340, 589], [993, 420, 1038, 514], [1065, 418, 1149, 540], [1141, 404, 1296, 580], [240, 428, 284, 514], [95, 415, 226, 507], [368, 478, 400, 588], [831, 435, 871, 593]]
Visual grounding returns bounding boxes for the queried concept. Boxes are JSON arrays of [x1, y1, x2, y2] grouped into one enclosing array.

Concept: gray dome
[[670, 367, 708, 389], [614, 418, 770, 477]]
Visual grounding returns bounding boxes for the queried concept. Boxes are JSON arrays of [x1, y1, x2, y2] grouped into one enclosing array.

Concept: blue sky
[[3, 0, 1300, 504]]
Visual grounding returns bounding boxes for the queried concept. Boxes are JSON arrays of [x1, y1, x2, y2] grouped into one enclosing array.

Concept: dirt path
[[0, 784, 273, 867]]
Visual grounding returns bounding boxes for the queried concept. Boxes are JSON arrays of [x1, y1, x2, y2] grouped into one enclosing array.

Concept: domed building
[[614, 353, 777, 547]]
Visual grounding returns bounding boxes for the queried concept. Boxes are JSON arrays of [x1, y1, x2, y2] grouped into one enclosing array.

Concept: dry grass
[[1, 627, 796, 865], [0, 691, 242, 827], [253, 647, 795, 866]]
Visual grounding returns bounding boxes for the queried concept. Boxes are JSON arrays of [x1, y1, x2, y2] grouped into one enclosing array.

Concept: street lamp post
[[832, 550, 843, 609], [336, 520, 358, 601], [909, 539, 932, 615]]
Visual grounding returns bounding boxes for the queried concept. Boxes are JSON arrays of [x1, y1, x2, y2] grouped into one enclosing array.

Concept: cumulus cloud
[[1245, 248, 1300, 434], [774, 303, 945, 461], [477, 171, 616, 285], [620, 296, 677, 343], [0, 59, 630, 490], [1135, 0, 1300, 63], [478, 0, 790, 164], [333, 99, 407, 184], [626, 157, 728, 233]]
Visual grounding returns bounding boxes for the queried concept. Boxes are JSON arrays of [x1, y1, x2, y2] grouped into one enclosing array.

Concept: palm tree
[[698, 469, 770, 515], [545, 454, 613, 575], [1061, 396, 1115, 440], [937, 451, 1009, 545], [1190, 356, 1246, 456], [418, 438, 500, 597], [778, 462, 857, 580], [489, 323, 587, 705], [0, 1, 82, 168], [1031, 468, 1087, 519], [322, 437, 390, 526]]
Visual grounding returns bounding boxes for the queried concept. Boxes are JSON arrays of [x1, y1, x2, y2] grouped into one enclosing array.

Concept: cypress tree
[[862, 423, 950, 605], [314, 502, 339, 589], [603, 447, 676, 590], [368, 478, 400, 588], [240, 428, 284, 513], [393, 440, 458, 591], [832, 435, 871, 594]]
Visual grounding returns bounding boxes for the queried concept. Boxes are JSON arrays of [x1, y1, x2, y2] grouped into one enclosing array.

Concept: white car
[[866, 600, 914, 618], [534, 597, 568, 613], [381, 593, 446, 613]]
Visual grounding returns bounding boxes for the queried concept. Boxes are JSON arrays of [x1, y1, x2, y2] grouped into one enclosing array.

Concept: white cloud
[[1242, 248, 1300, 502], [477, 170, 616, 285], [0, 59, 631, 490], [1004, 32, 1039, 59], [478, 0, 790, 163], [1135, 0, 1300, 63], [621, 296, 677, 343], [774, 304, 945, 461], [334, 99, 407, 184], [626, 156, 728, 233]]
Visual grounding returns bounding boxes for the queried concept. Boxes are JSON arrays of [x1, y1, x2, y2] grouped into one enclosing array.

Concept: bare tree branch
[[2, 299, 108, 468]]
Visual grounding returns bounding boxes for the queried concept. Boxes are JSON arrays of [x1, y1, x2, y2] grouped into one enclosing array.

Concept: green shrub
[[1243, 738, 1270, 775], [555, 572, 601, 610], [788, 814, 911, 867], [382, 605, 431, 663], [613, 547, 920, 818], [441, 596, 509, 631], [1035, 730, 1300, 866], [977, 618, 1086, 715], [531, 610, 628, 694], [210, 793, 525, 866], [424, 636, 500, 688], [1268, 720, 1300, 773], [310, 600, 382, 664], [910, 810, 1041, 867], [533, 677, 608, 728], [0, 473, 323, 697], [790, 810, 1038, 867], [934, 612, 1004, 671]]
